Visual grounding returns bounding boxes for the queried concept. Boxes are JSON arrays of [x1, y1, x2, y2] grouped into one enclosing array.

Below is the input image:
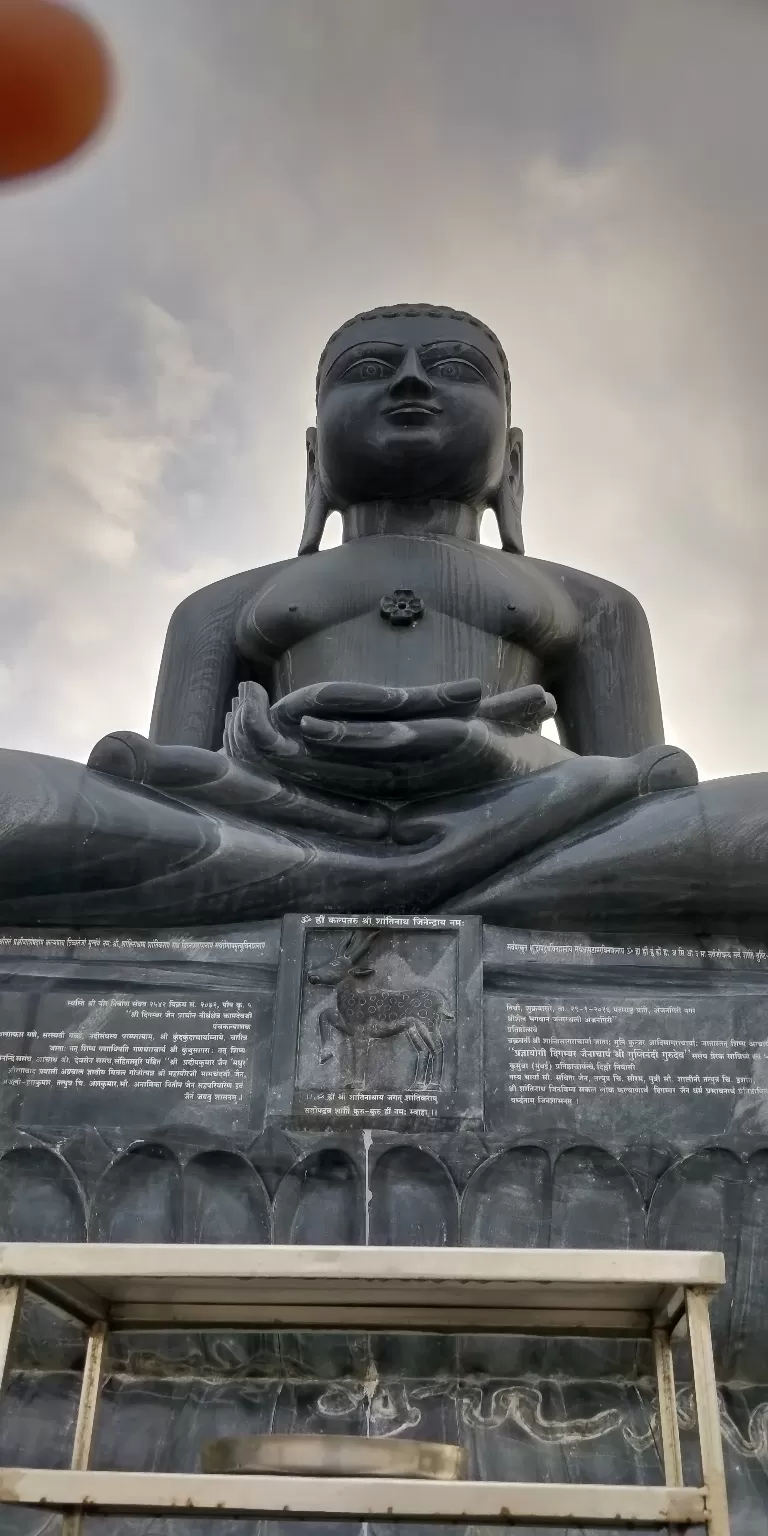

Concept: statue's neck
[[341, 501, 481, 543]]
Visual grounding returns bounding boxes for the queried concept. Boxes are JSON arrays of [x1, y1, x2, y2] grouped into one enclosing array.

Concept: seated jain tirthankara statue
[[1, 303, 765, 931]]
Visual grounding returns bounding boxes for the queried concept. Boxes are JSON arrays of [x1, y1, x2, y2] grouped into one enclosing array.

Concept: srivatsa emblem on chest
[[379, 588, 426, 626]]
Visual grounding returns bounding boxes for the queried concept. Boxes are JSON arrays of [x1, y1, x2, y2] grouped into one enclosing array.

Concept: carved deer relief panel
[[268, 915, 483, 1129]]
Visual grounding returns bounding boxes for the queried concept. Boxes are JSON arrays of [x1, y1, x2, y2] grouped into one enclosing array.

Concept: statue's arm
[[149, 563, 287, 749], [541, 565, 665, 757]]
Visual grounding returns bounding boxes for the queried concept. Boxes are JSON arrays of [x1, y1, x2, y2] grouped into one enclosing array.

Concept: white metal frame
[[0, 1243, 729, 1532]]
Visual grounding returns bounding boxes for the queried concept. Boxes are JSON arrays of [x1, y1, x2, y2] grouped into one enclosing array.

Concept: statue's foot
[[89, 732, 225, 789], [88, 729, 390, 843], [88, 731, 140, 779], [633, 744, 698, 794]]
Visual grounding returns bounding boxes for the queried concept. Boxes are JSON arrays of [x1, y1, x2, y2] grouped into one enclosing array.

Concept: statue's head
[[300, 304, 523, 554]]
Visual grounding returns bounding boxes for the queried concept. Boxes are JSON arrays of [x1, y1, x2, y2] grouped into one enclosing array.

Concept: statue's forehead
[[319, 314, 505, 381]]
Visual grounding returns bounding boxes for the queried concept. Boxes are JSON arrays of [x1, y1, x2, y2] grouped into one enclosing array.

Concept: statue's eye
[[344, 358, 393, 382], [429, 359, 484, 383]]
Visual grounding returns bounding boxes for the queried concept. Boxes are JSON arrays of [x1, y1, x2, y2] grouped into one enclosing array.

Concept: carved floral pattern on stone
[[379, 588, 425, 625]]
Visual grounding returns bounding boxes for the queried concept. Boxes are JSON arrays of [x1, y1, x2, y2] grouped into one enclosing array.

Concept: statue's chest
[[237, 538, 577, 696]]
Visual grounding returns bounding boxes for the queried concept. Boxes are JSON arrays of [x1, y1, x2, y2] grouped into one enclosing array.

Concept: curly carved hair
[[316, 304, 511, 416]]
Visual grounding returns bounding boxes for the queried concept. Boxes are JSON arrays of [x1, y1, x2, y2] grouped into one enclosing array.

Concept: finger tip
[[300, 714, 335, 740], [447, 679, 482, 703]]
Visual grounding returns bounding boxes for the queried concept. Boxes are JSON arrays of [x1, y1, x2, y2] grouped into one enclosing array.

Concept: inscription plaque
[[0, 989, 259, 1127], [268, 915, 483, 1128], [483, 929, 768, 1142], [3, 924, 768, 1145], [0, 928, 278, 1131]]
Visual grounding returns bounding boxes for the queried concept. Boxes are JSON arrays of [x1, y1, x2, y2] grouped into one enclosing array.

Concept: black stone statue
[[1, 303, 765, 930]]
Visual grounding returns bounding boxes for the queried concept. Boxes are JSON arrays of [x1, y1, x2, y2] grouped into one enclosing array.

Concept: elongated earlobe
[[298, 427, 332, 555], [489, 426, 524, 553]]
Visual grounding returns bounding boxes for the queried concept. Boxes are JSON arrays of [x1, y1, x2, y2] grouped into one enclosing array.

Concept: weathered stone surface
[[0, 921, 767, 1531], [1, 304, 767, 933], [1, 303, 767, 1532]]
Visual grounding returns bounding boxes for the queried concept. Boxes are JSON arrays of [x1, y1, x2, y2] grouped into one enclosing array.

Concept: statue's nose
[[389, 347, 432, 398]]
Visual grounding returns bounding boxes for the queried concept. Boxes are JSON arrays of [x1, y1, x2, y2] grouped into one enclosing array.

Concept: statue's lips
[[382, 403, 442, 425]]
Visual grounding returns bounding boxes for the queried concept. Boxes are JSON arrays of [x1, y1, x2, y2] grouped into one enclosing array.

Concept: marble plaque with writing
[[483, 928, 768, 1144], [0, 927, 279, 1131], [268, 914, 483, 1128]]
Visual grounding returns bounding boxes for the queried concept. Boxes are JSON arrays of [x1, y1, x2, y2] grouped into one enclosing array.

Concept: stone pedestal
[[1, 916, 767, 1533]]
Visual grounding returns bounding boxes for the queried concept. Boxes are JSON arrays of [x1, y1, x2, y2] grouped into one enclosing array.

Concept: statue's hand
[[224, 678, 476, 795], [224, 677, 560, 797]]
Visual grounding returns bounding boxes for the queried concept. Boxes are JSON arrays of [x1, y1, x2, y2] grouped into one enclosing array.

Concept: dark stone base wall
[[1, 918, 768, 1534]]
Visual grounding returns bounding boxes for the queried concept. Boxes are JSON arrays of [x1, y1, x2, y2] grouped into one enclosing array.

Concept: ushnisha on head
[[300, 304, 524, 555]]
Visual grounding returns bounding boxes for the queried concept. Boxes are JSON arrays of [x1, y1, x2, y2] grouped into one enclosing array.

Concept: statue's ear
[[298, 427, 332, 555], [489, 426, 524, 553]]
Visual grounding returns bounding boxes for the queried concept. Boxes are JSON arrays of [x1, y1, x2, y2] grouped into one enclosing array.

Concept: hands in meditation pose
[[0, 303, 763, 931]]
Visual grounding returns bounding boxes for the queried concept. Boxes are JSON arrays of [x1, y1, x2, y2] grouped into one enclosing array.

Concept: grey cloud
[[0, 0, 766, 780]]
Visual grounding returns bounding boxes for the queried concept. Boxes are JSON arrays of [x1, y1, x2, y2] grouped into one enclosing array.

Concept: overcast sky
[[1, 0, 767, 780]]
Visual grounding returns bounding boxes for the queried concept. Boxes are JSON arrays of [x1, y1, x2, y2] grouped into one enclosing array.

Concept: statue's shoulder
[[524, 556, 650, 621], [167, 558, 298, 626]]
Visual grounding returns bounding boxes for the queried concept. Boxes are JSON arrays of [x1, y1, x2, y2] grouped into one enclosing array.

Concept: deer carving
[[306, 929, 450, 1090]]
